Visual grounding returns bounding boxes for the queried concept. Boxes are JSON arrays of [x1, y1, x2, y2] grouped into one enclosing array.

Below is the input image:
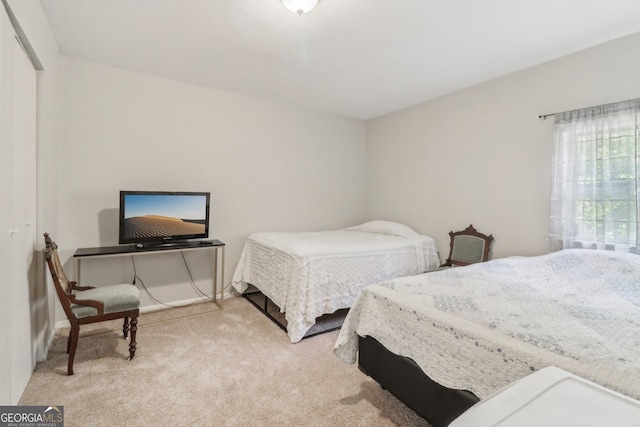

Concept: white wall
[[366, 31, 640, 260], [57, 57, 367, 310]]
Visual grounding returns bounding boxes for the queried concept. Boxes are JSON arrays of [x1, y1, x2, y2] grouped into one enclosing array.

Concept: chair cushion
[[451, 235, 486, 264], [71, 284, 140, 318]]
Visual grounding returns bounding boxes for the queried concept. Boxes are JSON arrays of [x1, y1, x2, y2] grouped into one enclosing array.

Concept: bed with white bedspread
[[232, 221, 440, 342], [334, 249, 640, 405]]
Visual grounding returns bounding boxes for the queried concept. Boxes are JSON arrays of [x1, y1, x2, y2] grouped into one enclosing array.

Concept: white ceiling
[[38, 0, 640, 120]]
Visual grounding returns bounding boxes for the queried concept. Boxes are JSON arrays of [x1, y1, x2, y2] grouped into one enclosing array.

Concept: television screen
[[119, 191, 210, 246]]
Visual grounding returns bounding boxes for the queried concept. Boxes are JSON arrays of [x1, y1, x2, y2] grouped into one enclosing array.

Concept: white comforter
[[334, 249, 640, 400], [232, 222, 440, 342]]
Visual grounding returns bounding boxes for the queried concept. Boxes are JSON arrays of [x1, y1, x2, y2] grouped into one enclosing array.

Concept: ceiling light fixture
[[282, 0, 318, 16]]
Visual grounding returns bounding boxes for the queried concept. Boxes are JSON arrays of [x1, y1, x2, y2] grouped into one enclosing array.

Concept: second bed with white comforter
[[334, 249, 640, 400], [232, 221, 440, 342]]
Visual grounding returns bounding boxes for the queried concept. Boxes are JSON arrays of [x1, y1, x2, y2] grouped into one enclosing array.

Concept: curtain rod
[[538, 97, 640, 121]]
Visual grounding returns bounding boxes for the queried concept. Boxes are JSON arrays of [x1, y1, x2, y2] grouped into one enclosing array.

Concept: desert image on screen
[[123, 194, 207, 240], [123, 215, 205, 239]]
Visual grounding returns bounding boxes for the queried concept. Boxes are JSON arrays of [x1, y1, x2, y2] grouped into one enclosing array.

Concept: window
[[548, 99, 640, 253]]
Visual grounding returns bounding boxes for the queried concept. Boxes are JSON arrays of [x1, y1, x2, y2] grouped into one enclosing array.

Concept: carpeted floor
[[19, 297, 432, 427]]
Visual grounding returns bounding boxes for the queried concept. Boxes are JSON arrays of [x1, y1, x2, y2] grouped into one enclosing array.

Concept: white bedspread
[[334, 249, 640, 400], [232, 226, 440, 342]]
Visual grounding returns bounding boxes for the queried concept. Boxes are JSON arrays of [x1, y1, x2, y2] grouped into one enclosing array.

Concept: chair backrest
[[44, 233, 76, 319], [444, 225, 494, 267]]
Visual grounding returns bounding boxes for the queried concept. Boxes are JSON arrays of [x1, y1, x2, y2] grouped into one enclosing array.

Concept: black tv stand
[[73, 239, 225, 308], [133, 240, 214, 250]]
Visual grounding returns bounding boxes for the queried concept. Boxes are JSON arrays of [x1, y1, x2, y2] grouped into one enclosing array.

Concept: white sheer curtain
[[549, 98, 640, 253]]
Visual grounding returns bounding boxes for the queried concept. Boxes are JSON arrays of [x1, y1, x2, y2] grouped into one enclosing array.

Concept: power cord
[[180, 252, 215, 301], [130, 253, 216, 308]]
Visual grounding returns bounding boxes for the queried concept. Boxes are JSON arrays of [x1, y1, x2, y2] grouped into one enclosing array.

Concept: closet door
[[0, 4, 37, 405], [0, 5, 15, 406], [11, 24, 37, 404]]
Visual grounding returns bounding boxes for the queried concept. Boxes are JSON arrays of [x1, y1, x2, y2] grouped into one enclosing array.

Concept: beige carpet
[[19, 297, 432, 427]]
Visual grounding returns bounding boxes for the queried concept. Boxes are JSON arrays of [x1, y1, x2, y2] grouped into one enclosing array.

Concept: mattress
[[232, 221, 440, 342], [449, 366, 640, 427], [334, 249, 640, 400]]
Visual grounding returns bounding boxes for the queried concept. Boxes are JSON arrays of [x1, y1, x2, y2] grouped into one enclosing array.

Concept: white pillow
[[345, 220, 419, 238]]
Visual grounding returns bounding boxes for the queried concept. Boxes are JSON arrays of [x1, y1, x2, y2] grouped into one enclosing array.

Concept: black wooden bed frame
[[358, 335, 479, 427], [242, 289, 348, 339]]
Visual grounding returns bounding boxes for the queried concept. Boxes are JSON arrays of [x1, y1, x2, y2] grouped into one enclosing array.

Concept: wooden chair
[[44, 233, 140, 375], [440, 224, 494, 267]]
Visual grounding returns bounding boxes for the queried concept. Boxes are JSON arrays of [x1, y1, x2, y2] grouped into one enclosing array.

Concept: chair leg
[[128, 316, 138, 361], [66, 328, 73, 354], [122, 316, 130, 339], [67, 325, 80, 375]]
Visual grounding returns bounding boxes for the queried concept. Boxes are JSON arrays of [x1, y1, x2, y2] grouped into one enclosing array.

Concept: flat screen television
[[119, 191, 210, 247]]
